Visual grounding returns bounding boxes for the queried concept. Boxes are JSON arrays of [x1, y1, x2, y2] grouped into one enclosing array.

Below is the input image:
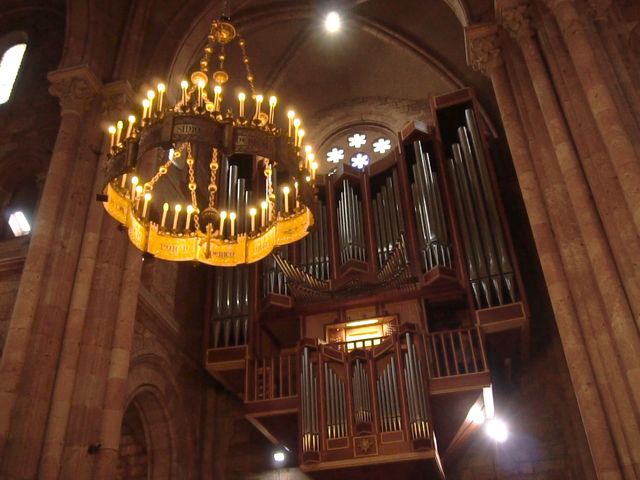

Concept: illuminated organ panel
[[205, 89, 530, 479]]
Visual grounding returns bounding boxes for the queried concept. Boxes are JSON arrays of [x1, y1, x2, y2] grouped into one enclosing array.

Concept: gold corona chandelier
[[101, 13, 318, 266]]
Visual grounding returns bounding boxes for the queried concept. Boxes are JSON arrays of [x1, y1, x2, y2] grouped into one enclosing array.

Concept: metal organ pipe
[[299, 200, 329, 280], [411, 142, 451, 271], [337, 180, 366, 264], [372, 170, 405, 266], [447, 108, 517, 307]]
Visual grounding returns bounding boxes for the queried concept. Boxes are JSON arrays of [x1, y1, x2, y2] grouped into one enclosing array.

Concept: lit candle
[[135, 185, 143, 210], [108, 125, 116, 149], [238, 92, 246, 117], [126, 115, 136, 138], [249, 207, 257, 232], [213, 85, 222, 111], [268, 96, 277, 124], [297, 128, 305, 148], [294, 181, 299, 208], [172, 204, 182, 230], [311, 161, 318, 181], [229, 212, 237, 236], [180, 80, 188, 105], [185, 205, 194, 230], [219, 211, 227, 236], [142, 193, 151, 218], [287, 110, 295, 137], [307, 152, 315, 171], [304, 145, 312, 155], [161, 202, 169, 228], [115, 120, 124, 145], [282, 185, 290, 213], [157, 83, 165, 112], [147, 90, 156, 115], [254, 94, 264, 121], [260, 201, 267, 227], [120, 174, 127, 188], [293, 118, 301, 145], [130, 176, 139, 199], [305, 175, 311, 182], [197, 80, 205, 108], [142, 99, 150, 121]]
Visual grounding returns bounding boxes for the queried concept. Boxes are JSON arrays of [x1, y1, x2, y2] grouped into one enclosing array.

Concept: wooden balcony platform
[[205, 345, 247, 398], [301, 450, 444, 480], [429, 370, 491, 395]]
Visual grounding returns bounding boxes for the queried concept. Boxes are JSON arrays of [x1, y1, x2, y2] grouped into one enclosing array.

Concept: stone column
[[91, 244, 143, 480], [465, 23, 621, 480], [496, 1, 640, 429], [544, 0, 640, 234], [0, 65, 100, 460], [38, 81, 135, 480]]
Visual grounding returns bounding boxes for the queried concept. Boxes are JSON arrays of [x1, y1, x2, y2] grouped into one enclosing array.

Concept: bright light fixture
[[325, 11, 341, 33], [345, 318, 379, 328], [485, 418, 508, 443], [273, 450, 286, 462], [0, 44, 27, 104], [8, 211, 31, 237]]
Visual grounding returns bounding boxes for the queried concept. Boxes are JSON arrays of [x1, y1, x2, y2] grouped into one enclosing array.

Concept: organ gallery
[[0, 0, 638, 479]]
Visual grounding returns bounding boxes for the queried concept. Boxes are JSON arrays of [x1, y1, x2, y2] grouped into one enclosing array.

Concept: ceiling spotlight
[[325, 11, 341, 33], [485, 418, 509, 443]]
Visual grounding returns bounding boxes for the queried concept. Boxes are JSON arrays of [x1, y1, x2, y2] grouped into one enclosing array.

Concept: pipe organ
[[204, 89, 530, 479]]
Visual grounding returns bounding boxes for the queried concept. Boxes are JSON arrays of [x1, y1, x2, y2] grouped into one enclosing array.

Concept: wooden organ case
[[204, 89, 530, 479]]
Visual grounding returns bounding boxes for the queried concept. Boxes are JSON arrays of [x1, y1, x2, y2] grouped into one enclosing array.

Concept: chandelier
[[101, 14, 318, 266]]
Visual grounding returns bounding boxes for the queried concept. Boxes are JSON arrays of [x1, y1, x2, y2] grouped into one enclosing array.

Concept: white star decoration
[[373, 138, 392, 154], [326, 147, 345, 163], [348, 133, 367, 148], [351, 153, 369, 169]]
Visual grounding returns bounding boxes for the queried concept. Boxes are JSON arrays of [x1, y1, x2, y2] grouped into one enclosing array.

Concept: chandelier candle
[[126, 115, 136, 138], [287, 110, 295, 137], [161, 202, 169, 228], [268, 96, 277, 124], [115, 120, 123, 145], [219, 210, 227, 236], [157, 83, 165, 112], [283, 186, 290, 213], [230, 212, 237, 236], [298, 129, 305, 148], [214, 85, 222, 111], [249, 207, 256, 232], [238, 92, 246, 117], [147, 90, 155, 115], [180, 80, 188, 105], [293, 118, 301, 145], [261, 201, 267, 228], [142, 193, 151, 218], [108, 125, 116, 149], [254, 94, 263, 121], [184, 205, 193, 229], [142, 99, 150, 122], [130, 176, 139, 199]]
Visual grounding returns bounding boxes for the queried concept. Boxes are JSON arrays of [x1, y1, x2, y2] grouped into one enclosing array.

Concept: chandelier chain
[[237, 34, 256, 94], [208, 148, 219, 209], [186, 143, 200, 231]]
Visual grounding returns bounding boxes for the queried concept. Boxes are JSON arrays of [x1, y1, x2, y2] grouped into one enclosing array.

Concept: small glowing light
[[238, 92, 246, 101], [180, 80, 189, 89], [229, 212, 237, 220], [220, 210, 228, 219], [287, 110, 295, 120], [142, 99, 150, 109], [304, 145, 313, 154], [305, 175, 311, 182], [485, 418, 508, 443], [293, 118, 301, 128], [144, 193, 152, 201], [131, 176, 139, 186], [157, 83, 166, 93], [187, 205, 194, 213], [8, 211, 30, 237], [108, 125, 116, 135], [311, 161, 318, 170], [214, 85, 222, 94], [273, 451, 286, 462], [175, 204, 182, 212], [269, 95, 277, 106], [197, 80, 205, 89], [128, 115, 136, 124], [325, 11, 342, 33], [282, 186, 290, 195], [135, 185, 143, 195], [256, 94, 264, 102], [260, 201, 268, 209], [147, 90, 155, 100], [249, 207, 257, 216]]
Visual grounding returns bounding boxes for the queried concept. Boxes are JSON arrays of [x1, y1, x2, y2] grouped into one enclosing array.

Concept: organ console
[[204, 88, 530, 479]]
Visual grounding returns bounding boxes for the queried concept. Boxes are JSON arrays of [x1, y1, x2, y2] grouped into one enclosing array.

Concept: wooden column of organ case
[[204, 88, 530, 479]]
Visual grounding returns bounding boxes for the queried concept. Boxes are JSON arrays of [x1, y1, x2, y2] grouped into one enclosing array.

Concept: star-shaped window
[[373, 138, 392, 154], [350, 152, 369, 169], [326, 147, 345, 163], [348, 133, 367, 148]]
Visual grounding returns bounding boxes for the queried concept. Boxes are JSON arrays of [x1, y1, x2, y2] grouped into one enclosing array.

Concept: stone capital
[[48, 64, 102, 115], [495, 0, 535, 40], [101, 80, 136, 119], [465, 23, 504, 76]]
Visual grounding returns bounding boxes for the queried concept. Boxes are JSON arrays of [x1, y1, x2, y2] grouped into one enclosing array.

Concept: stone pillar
[[545, 0, 640, 234], [38, 81, 135, 480], [496, 1, 640, 431], [0, 65, 100, 462], [91, 244, 143, 480], [465, 22, 620, 480]]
